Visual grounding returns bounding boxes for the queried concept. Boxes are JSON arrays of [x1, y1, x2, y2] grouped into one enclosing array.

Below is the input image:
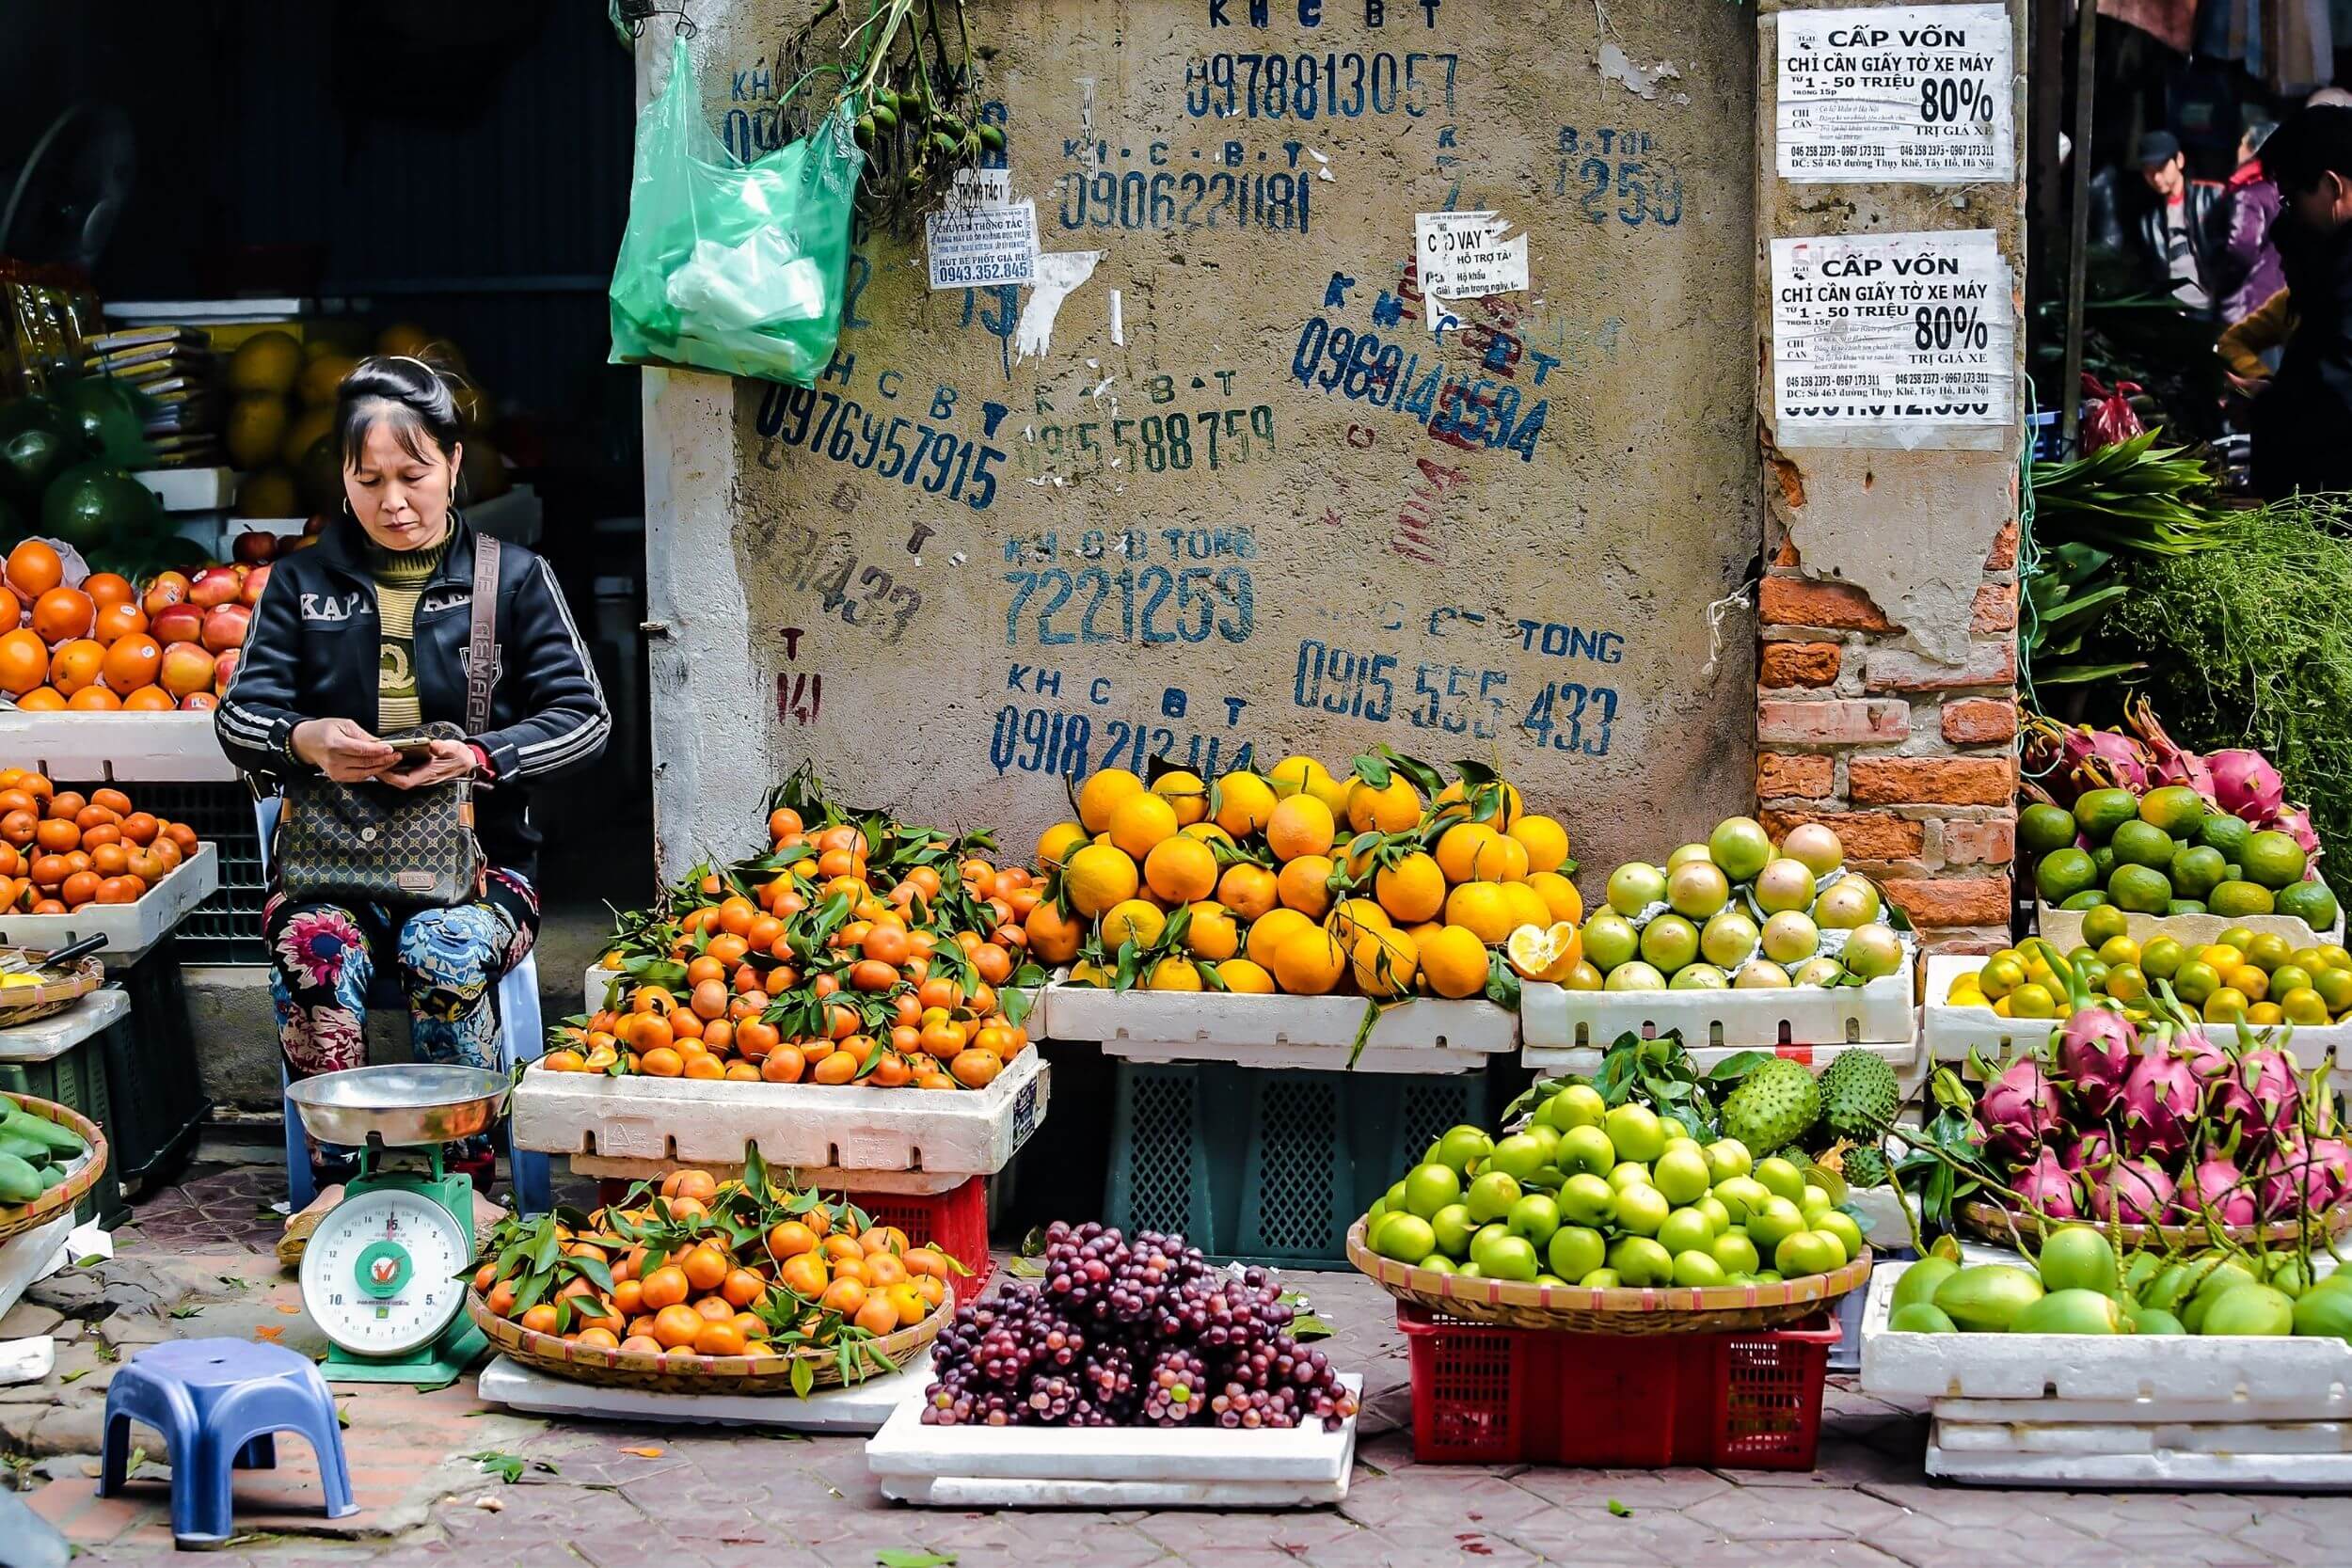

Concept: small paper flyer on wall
[[1771, 230, 2014, 451], [1776, 4, 2014, 182]]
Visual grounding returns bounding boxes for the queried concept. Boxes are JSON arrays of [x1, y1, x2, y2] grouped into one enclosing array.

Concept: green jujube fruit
[[2291, 1286, 2352, 1342], [1933, 1264, 2044, 1332], [1886, 1302, 1957, 1333], [2199, 1283, 2296, 1337], [2034, 1227, 2120, 1296], [1891, 1257, 1959, 1313], [2133, 1307, 2186, 1335], [2011, 1288, 2122, 1335], [0, 1150, 43, 1204]]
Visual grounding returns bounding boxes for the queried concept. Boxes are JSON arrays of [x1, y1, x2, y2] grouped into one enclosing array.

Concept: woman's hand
[[380, 737, 478, 790], [291, 718, 399, 783]]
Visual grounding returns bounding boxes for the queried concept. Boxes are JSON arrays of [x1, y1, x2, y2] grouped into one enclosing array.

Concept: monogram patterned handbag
[[271, 539, 500, 909]]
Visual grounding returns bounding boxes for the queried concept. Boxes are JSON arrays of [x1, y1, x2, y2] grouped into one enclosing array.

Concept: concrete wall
[[644, 0, 1763, 876]]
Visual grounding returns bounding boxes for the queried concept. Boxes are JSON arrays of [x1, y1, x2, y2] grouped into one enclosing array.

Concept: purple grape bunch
[[920, 1222, 1359, 1430]]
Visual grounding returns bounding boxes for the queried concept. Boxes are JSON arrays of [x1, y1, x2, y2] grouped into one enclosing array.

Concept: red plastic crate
[[847, 1176, 994, 1303], [1397, 1302, 1839, 1469]]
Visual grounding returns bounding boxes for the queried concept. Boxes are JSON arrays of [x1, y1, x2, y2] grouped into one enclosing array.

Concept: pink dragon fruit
[[2010, 1147, 2083, 1221], [2235, 1047, 2303, 1149], [2207, 748, 2288, 824], [2182, 1034, 2259, 1132], [2061, 1129, 2115, 1172], [2123, 694, 2217, 799], [2274, 805, 2324, 861], [1978, 1054, 2064, 1162], [2175, 1141, 2257, 1227], [2057, 1010, 2136, 1119], [2260, 1137, 2337, 1219], [2087, 1155, 2176, 1225], [2119, 1045, 2202, 1161], [2024, 718, 2154, 802], [2312, 1135, 2352, 1198]]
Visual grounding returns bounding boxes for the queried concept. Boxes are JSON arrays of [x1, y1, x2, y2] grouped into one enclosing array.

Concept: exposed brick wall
[[1756, 526, 2018, 951]]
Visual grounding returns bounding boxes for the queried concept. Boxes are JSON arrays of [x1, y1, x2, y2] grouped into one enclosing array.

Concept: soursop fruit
[[1820, 1051, 1899, 1142], [1720, 1058, 1822, 1155], [1840, 1144, 1891, 1190]]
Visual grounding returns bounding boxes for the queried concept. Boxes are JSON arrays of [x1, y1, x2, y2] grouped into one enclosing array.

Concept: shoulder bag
[[271, 538, 500, 908]]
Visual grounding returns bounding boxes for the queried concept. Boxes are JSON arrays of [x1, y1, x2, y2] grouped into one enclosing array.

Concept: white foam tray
[[1860, 1259, 2352, 1404], [0, 1210, 75, 1323], [2037, 894, 2344, 955], [0, 710, 237, 784], [864, 1375, 1359, 1508], [510, 1042, 1047, 1177], [1042, 984, 1513, 1074], [586, 964, 1049, 1043], [0, 987, 128, 1064], [1927, 1430, 2352, 1488], [134, 466, 235, 513], [478, 1353, 930, 1432], [564, 1154, 977, 1196], [1924, 953, 2348, 1069], [1519, 964, 1915, 1061], [0, 843, 219, 964]]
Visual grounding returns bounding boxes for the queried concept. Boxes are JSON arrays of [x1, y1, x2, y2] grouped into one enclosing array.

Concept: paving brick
[[1863, 641, 2016, 693], [1760, 811, 1925, 862], [1756, 699, 1908, 746], [1759, 577, 1899, 633], [1882, 876, 2012, 928], [1757, 752, 1835, 800], [1941, 696, 2019, 744], [1759, 641, 1841, 688], [1849, 755, 2015, 806]]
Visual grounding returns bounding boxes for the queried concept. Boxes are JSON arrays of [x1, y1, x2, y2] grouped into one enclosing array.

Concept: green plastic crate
[[1104, 1061, 1500, 1267], [0, 1022, 127, 1230]]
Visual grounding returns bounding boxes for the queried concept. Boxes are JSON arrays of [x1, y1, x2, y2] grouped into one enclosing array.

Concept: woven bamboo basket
[[465, 1288, 949, 1395], [1346, 1220, 1872, 1333], [0, 955, 102, 1031], [0, 1093, 106, 1243], [1960, 1196, 2352, 1253]]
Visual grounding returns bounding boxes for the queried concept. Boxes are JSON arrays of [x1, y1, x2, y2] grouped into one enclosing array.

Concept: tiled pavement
[[5, 1164, 2347, 1566]]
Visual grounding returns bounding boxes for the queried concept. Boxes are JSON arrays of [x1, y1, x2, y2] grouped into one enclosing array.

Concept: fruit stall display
[[1946, 927, 2352, 1032], [0, 772, 203, 914], [1519, 815, 1915, 1064], [2024, 705, 2338, 943], [0, 536, 262, 713], [0, 381, 204, 584], [465, 1158, 956, 1392]]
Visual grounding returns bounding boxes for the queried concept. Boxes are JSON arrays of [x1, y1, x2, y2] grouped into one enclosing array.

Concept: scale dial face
[[299, 1188, 468, 1356]]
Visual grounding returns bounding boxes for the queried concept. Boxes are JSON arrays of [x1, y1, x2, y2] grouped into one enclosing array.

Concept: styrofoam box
[[1924, 953, 2346, 1069], [510, 1042, 1047, 1177], [865, 1375, 1360, 1508], [1041, 984, 1514, 1074], [1519, 963, 1915, 1062], [1860, 1259, 2352, 1406], [0, 709, 237, 784], [584, 964, 1049, 1043], [478, 1352, 930, 1432], [0, 1209, 74, 1323], [2037, 892, 2344, 955], [0, 843, 219, 964], [1927, 1430, 2352, 1489], [133, 467, 235, 513]]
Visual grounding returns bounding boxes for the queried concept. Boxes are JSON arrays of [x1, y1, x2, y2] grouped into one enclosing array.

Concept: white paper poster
[[1771, 230, 2013, 448], [926, 175, 1038, 291], [1414, 211, 1529, 302], [1777, 4, 2014, 183]]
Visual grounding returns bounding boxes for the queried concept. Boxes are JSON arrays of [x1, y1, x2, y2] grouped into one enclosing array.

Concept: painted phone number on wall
[[1292, 638, 1618, 754]]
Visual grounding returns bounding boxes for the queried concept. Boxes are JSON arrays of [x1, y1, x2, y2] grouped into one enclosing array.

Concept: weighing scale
[[286, 1064, 511, 1388]]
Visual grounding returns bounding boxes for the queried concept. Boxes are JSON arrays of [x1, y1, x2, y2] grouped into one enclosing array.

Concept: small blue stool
[[100, 1338, 358, 1546]]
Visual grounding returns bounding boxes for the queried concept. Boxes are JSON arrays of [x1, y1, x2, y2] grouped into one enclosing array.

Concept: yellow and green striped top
[[364, 534, 453, 734]]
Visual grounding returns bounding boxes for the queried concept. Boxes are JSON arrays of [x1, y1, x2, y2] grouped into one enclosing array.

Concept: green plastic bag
[[609, 38, 863, 387]]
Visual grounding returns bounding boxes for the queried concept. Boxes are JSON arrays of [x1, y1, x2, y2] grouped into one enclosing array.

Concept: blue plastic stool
[[257, 797, 551, 1215], [100, 1338, 358, 1546]]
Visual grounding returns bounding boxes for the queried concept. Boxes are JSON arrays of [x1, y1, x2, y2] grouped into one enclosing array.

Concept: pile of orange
[[544, 784, 1042, 1092], [469, 1167, 956, 1359], [0, 770, 199, 913], [0, 539, 253, 713]]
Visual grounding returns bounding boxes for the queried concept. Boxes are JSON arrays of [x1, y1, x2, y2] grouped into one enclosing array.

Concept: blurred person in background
[[2245, 105, 2352, 496], [2122, 130, 2228, 315], [2218, 120, 2287, 325]]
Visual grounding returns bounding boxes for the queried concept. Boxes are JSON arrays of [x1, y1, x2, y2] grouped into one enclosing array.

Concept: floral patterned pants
[[266, 871, 541, 1160]]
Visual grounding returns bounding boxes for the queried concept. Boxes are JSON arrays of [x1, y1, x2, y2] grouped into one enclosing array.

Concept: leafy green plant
[[1502, 1031, 1769, 1141]]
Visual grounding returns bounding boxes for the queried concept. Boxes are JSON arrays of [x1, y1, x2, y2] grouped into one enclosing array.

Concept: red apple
[[188, 566, 243, 609], [200, 603, 251, 654], [238, 562, 271, 608], [141, 571, 191, 618], [179, 691, 217, 711], [151, 603, 204, 646], [212, 648, 239, 689], [230, 531, 278, 564], [303, 513, 329, 538], [158, 640, 216, 699]]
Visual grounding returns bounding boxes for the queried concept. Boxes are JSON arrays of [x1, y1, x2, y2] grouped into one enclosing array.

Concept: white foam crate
[[1042, 984, 1512, 1074], [1860, 1259, 2352, 1405], [478, 1353, 929, 1432], [510, 1041, 1047, 1178], [864, 1374, 1360, 1508], [0, 1210, 73, 1324], [1927, 1429, 2352, 1488], [585, 963, 1049, 1042], [2037, 892, 2344, 955], [1518, 964, 1915, 1064], [134, 466, 235, 513], [0, 843, 218, 964], [1924, 953, 2347, 1069], [0, 709, 237, 784]]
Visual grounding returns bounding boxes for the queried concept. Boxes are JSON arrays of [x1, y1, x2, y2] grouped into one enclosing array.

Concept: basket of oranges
[[465, 1157, 960, 1395]]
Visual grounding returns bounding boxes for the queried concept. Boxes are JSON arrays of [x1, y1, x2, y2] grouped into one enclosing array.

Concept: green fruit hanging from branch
[[793, 0, 993, 226]]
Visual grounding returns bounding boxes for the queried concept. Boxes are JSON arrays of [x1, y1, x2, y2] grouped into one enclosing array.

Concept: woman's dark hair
[[2261, 105, 2352, 198], [336, 354, 465, 471]]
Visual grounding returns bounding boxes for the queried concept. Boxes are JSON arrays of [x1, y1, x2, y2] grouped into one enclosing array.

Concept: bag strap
[[467, 536, 501, 737]]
